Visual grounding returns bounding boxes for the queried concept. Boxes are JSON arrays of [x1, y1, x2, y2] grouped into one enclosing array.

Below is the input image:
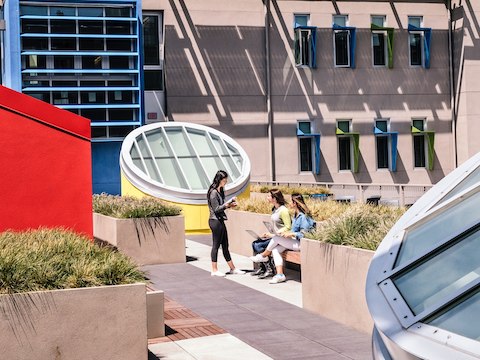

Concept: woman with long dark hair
[[250, 193, 315, 283], [208, 170, 245, 277]]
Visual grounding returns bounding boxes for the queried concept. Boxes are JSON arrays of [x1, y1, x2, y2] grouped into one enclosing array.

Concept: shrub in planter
[[0, 228, 145, 294], [93, 194, 186, 265]]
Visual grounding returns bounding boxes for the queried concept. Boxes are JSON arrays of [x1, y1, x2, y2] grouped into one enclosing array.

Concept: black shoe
[[258, 270, 274, 279], [251, 267, 265, 276]]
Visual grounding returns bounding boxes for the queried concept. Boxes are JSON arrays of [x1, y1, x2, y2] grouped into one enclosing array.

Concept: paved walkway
[[145, 235, 372, 360]]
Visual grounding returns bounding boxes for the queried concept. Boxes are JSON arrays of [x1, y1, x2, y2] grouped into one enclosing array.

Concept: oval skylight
[[120, 122, 250, 204]]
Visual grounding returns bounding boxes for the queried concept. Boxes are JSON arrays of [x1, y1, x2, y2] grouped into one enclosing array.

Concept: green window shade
[[371, 24, 394, 68], [412, 125, 435, 170], [336, 125, 360, 173]]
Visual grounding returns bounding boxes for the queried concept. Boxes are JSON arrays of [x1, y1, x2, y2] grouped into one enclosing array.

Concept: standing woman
[[208, 170, 245, 277]]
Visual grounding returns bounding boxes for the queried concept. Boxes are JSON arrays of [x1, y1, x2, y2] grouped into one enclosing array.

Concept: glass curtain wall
[[19, 2, 142, 139]]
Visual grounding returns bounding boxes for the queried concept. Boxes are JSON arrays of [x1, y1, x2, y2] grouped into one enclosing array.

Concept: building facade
[[143, 0, 480, 190], [1, 0, 480, 194]]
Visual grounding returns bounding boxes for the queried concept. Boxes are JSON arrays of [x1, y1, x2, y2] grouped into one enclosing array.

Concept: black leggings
[[209, 219, 232, 262]]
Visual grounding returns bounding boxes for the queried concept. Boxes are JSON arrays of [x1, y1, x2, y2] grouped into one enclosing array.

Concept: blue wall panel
[[92, 141, 122, 194]]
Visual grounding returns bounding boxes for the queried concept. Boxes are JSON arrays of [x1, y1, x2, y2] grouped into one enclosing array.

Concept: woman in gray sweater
[[208, 170, 245, 277]]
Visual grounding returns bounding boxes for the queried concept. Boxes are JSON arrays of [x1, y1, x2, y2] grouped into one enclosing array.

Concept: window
[[371, 16, 387, 66], [82, 56, 102, 69], [109, 56, 131, 69], [409, 17, 423, 66], [337, 120, 351, 171], [50, 7, 75, 16], [293, 14, 316, 68], [106, 21, 131, 35], [54, 56, 75, 69], [53, 91, 77, 105], [298, 121, 312, 172], [79, 20, 104, 34], [50, 20, 76, 34], [144, 70, 163, 91], [105, 7, 131, 17], [80, 38, 104, 50], [21, 19, 48, 33], [333, 15, 356, 68], [376, 120, 389, 169], [413, 119, 426, 168], [25, 55, 47, 69], [51, 38, 76, 50]]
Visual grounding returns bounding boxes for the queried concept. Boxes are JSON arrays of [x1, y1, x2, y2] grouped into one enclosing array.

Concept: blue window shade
[[408, 24, 432, 69], [332, 24, 356, 68], [294, 26, 317, 68], [297, 126, 321, 174], [374, 126, 398, 172]]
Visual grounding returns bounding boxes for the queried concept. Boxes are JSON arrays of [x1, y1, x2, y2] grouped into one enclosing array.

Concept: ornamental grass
[[93, 194, 181, 218], [0, 228, 145, 294]]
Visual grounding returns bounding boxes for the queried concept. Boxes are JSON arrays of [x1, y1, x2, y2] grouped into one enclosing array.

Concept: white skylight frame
[[120, 122, 251, 204], [366, 152, 480, 359]]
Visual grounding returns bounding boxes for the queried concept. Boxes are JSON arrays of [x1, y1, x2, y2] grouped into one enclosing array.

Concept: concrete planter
[[301, 238, 374, 334], [0, 283, 147, 360], [93, 213, 186, 265], [225, 210, 272, 256]]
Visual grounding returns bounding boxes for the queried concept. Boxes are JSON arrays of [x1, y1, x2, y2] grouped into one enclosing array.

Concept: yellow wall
[[121, 173, 249, 234]]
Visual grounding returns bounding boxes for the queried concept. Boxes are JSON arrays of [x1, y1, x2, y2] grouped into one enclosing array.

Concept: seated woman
[[251, 189, 291, 278], [250, 193, 315, 284]]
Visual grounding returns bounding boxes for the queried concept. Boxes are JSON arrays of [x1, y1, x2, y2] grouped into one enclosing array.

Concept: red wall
[[0, 86, 92, 236]]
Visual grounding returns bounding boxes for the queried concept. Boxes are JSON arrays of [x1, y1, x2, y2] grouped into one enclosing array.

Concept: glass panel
[[108, 90, 133, 104], [300, 137, 312, 172], [53, 91, 77, 105], [376, 136, 389, 169], [81, 109, 106, 121], [107, 39, 133, 51], [413, 119, 424, 131], [22, 19, 48, 33], [80, 91, 105, 104], [371, 16, 385, 27], [165, 128, 194, 157], [22, 37, 48, 50], [51, 20, 76, 34], [106, 21, 131, 35], [145, 130, 170, 158], [376, 120, 388, 132], [337, 121, 350, 133], [51, 38, 76, 50], [373, 33, 386, 66], [51, 7, 76, 16], [105, 7, 131, 17], [144, 158, 161, 182], [438, 166, 480, 204], [408, 17, 422, 28], [410, 33, 422, 66], [393, 226, 480, 315], [335, 31, 349, 66], [26, 92, 50, 102], [136, 136, 150, 158], [178, 158, 209, 190], [79, 20, 104, 34], [92, 126, 107, 138], [427, 288, 480, 341], [143, 15, 160, 65], [157, 158, 187, 188], [201, 156, 226, 182], [222, 156, 240, 179], [21, 6, 48, 16], [54, 56, 75, 69], [211, 135, 228, 155], [25, 55, 47, 69], [299, 121, 311, 134], [414, 135, 426, 168], [396, 190, 480, 267], [109, 126, 134, 138], [186, 129, 214, 156], [333, 15, 347, 27], [82, 56, 103, 69], [78, 8, 104, 17], [339, 137, 351, 170], [109, 56, 131, 69], [110, 109, 135, 121], [132, 158, 145, 172], [80, 38, 104, 50], [294, 15, 309, 27], [144, 70, 163, 91], [232, 155, 243, 171]]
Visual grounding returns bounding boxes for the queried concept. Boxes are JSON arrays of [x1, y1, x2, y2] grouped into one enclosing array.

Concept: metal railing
[[250, 180, 433, 207]]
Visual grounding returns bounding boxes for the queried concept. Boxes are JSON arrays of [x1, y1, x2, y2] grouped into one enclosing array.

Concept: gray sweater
[[208, 189, 228, 221]]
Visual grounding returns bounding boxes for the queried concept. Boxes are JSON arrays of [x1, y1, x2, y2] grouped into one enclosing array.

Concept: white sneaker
[[226, 268, 246, 275], [269, 274, 286, 284], [211, 270, 226, 277], [249, 254, 269, 263]]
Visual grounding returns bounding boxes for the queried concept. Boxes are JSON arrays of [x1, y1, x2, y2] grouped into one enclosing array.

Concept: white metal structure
[[366, 152, 480, 359], [120, 122, 251, 204]]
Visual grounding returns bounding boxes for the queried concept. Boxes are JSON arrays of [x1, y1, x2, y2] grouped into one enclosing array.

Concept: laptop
[[245, 221, 276, 240]]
